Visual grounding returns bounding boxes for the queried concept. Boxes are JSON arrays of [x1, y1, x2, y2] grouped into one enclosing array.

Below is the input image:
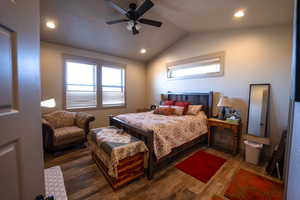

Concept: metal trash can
[[244, 140, 263, 165]]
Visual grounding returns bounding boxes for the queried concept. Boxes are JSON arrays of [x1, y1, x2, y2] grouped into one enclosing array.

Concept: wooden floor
[[45, 146, 282, 200]]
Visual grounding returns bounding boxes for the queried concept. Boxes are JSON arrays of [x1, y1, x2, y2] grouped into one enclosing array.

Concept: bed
[[109, 92, 213, 179]]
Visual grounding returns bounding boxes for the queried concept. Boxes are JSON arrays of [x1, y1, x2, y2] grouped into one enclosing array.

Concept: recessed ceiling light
[[46, 21, 56, 29], [140, 48, 146, 54], [234, 10, 245, 18]]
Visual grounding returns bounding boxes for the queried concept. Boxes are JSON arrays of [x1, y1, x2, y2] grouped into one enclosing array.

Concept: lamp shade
[[217, 96, 231, 107], [41, 98, 56, 108]]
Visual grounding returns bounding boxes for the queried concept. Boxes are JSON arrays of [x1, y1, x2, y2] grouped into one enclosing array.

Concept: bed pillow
[[162, 100, 175, 106], [153, 107, 175, 116], [159, 105, 170, 108], [170, 106, 184, 116], [175, 101, 190, 114], [186, 105, 203, 115]]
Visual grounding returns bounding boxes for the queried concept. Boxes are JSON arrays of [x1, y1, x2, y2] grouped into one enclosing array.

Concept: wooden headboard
[[161, 92, 213, 117]]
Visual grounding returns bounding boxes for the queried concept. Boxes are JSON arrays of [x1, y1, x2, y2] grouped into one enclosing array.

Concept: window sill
[[65, 105, 127, 112], [101, 105, 126, 110], [65, 107, 98, 112], [167, 72, 224, 80]]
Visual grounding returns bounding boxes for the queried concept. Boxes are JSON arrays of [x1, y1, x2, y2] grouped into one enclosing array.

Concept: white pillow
[[187, 105, 203, 115], [170, 106, 184, 116]]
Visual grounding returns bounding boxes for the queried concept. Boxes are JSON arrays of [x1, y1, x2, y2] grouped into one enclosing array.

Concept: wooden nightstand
[[207, 118, 241, 155]]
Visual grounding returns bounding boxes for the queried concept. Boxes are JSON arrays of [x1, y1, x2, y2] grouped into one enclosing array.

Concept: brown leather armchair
[[42, 110, 95, 153]]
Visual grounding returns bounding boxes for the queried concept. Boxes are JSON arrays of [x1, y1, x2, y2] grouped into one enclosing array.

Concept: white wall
[[146, 25, 292, 146], [40, 42, 147, 128]]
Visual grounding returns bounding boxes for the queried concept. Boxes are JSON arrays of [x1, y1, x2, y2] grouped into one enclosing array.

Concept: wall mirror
[[246, 84, 270, 137]]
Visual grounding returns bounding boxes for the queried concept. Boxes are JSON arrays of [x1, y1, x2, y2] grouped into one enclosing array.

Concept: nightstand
[[207, 118, 241, 155]]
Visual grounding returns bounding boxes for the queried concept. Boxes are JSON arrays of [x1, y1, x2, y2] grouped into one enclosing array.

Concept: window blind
[[65, 61, 97, 109], [102, 66, 125, 107]]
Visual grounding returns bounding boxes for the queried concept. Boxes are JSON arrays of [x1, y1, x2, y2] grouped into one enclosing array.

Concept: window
[[167, 52, 225, 79], [102, 66, 125, 107], [65, 61, 97, 109], [64, 56, 126, 110]]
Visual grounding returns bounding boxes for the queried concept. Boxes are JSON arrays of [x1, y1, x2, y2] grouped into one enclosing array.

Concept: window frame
[[166, 52, 225, 80], [63, 55, 126, 111], [100, 62, 126, 109]]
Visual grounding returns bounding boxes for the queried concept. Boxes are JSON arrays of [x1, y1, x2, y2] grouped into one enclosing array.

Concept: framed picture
[[0, 25, 16, 114]]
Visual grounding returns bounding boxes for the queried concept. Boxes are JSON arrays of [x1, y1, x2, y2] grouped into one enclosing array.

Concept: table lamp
[[41, 98, 56, 108], [217, 96, 231, 120]]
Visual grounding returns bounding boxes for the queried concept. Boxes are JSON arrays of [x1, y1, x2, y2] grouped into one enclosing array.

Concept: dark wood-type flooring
[[45, 146, 282, 200]]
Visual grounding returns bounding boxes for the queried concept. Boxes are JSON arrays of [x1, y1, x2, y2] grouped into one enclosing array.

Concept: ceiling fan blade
[[139, 18, 162, 27], [136, 0, 154, 18], [106, 0, 128, 15], [106, 19, 129, 25]]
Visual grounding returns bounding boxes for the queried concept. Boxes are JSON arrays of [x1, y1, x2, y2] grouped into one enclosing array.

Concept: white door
[[0, 0, 44, 200]]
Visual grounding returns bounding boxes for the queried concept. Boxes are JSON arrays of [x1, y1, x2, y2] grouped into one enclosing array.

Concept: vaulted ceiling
[[40, 0, 293, 62]]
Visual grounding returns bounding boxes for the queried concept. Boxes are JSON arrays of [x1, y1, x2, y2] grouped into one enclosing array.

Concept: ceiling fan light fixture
[[126, 22, 133, 31], [126, 21, 141, 32], [105, 0, 162, 35], [135, 24, 141, 30], [126, 21, 134, 30]]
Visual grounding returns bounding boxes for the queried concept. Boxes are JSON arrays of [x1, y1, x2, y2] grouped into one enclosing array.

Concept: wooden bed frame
[[109, 92, 213, 180]]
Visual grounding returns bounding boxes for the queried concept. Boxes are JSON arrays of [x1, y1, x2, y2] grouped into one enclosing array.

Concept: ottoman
[[88, 126, 148, 189]]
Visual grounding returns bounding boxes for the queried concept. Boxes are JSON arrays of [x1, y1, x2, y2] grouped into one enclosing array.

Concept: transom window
[[64, 56, 126, 110], [167, 52, 225, 79]]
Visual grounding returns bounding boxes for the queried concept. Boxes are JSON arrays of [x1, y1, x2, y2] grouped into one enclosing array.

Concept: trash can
[[244, 140, 263, 165]]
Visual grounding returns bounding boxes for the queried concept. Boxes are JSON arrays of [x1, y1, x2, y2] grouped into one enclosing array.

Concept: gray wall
[[146, 25, 292, 147], [40, 42, 147, 128]]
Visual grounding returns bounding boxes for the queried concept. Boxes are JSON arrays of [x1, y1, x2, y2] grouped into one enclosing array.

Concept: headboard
[[161, 92, 213, 117]]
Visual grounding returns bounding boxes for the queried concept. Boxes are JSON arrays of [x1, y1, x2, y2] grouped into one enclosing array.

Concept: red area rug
[[176, 151, 226, 183], [225, 169, 283, 200]]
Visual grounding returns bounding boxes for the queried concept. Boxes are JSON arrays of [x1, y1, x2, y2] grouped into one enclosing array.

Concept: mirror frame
[[246, 83, 271, 138]]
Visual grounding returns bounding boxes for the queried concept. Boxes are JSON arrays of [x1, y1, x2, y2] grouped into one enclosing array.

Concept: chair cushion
[[54, 126, 85, 146], [44, 111, 76, 128]]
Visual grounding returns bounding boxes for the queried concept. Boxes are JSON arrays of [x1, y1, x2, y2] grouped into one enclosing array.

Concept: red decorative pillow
[[175, 101, 190, 114], [163, 100, 175, 106]]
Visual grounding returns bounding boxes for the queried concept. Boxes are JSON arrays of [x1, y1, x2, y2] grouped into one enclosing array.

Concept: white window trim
[[63, 54, 126, 111], [166, 52, 225, 80]]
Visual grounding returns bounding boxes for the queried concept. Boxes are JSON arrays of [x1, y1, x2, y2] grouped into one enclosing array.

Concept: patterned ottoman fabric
[[44, 166, 67, 200], [89, 126, 148, 178]]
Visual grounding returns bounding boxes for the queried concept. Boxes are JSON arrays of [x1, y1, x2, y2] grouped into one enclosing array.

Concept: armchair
[[42, 110, 95, 153]]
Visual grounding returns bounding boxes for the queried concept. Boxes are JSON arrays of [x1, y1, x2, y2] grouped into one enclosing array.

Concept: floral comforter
[[116, 111, 208, 160]]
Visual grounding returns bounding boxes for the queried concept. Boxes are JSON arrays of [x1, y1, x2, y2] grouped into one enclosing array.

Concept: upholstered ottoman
[[88, 126, 148, 189]]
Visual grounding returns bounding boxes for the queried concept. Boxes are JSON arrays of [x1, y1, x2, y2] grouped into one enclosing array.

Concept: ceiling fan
[[105, 0, 162, 35]]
